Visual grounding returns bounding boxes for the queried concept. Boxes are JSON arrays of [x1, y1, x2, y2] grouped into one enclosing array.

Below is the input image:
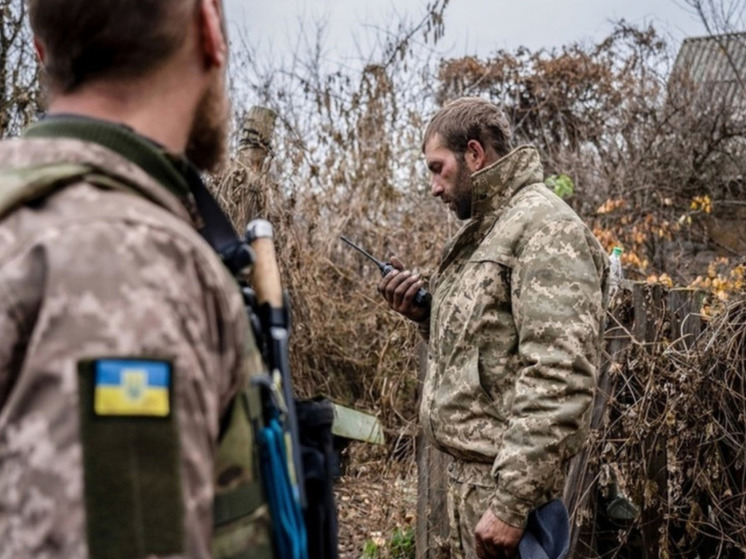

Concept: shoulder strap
[[0, 163, 94, 221], [0, 162, 145, 223]]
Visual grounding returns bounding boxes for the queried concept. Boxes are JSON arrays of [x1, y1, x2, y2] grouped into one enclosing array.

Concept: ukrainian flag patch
[[94, 359, 171, 417]]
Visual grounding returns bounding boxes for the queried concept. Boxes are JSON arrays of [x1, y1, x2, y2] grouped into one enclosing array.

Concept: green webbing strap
[[0, 163, 92, 220], [213, 483, 264, 527], [212, 383, 273, 559], [0, 162, 143, 222]]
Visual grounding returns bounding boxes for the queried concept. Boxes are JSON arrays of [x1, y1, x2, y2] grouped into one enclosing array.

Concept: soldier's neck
[[47, 72, 200, 160]]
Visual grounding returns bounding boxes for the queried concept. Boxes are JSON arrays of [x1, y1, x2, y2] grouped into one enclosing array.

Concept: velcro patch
[[94, 359, 171, 417], [78, 357, 183, 558]]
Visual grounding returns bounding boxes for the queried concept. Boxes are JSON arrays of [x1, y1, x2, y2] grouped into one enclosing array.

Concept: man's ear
[[465, 139, 487, 172], [198, 0, 227, 69], [33, 37, 46, 64]]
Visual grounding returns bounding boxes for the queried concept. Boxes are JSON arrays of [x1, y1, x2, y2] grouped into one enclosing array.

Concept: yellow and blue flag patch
[[94, 359, 171, 417]]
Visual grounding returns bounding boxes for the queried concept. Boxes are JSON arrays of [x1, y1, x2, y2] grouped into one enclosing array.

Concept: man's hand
[[378, 256, 430, 322], [474, 509, 523, 559]]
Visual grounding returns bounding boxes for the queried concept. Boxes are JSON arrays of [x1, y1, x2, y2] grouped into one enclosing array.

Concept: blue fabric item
[[259, 418, 308, 559], [517, 499, 570, 559]]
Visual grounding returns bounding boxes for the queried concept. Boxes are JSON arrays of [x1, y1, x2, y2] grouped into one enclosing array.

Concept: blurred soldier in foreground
[[380, 98, 609, 559], [0, 1, 271, 558]]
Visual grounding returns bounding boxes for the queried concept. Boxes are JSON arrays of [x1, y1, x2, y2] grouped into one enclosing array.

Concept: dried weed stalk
[[217, 3, 453, 443]]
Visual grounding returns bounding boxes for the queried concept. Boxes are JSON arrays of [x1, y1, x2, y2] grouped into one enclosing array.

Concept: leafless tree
[[0, 0, 41, 137]]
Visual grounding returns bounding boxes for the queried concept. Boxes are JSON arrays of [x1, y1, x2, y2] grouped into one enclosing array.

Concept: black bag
[[297, 398, 339, 559]]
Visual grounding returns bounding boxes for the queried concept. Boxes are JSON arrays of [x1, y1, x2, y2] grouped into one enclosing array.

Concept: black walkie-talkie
[[340, 236, 431, 307]]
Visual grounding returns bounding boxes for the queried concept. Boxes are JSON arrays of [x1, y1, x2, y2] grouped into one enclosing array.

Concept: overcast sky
[[224, 0, 707, 64]]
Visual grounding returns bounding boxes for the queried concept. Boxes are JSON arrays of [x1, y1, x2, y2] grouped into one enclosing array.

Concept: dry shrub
[[580, 290, 746, 558], [679, 294, 746, 556], [216, 22, 746, 555], [437, 23, 746, 285], [217, 2, 453, 442]]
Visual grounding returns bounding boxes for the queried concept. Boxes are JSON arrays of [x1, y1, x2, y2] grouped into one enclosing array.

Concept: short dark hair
[[29, 0, 198, 93], [422, 97, 513, 157]]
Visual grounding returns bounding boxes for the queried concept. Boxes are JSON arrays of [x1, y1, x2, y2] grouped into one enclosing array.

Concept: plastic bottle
[[608, 246, 624, 300]]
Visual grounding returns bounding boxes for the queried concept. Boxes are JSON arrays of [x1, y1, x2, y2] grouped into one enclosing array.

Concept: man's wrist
[[490, 492, 531, 529]]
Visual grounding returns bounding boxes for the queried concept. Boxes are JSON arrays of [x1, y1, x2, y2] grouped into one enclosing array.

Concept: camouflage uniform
[[0, 118, 264, 559], [418, 145, 608, 558]]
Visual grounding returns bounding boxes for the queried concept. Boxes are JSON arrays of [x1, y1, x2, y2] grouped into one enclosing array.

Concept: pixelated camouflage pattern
[[0, 137, 262, 558], [446, 461, 496, 559], [419, 145, 608, 529]]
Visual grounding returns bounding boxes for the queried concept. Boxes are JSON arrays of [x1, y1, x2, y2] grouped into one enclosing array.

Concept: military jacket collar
[[436, 145, 545, 275], [25, 115, 194, 199], [470, 145, 544, 219]]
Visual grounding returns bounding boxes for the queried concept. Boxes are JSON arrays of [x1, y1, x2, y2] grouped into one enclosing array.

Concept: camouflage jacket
[[0, 125, 257, 558], [419, 145, 609, 528]]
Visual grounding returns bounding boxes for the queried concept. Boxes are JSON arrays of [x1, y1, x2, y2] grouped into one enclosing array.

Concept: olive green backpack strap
[[0, 162, 137, 221], [212, 383, 274, 559], [0, 163, 92, 220]]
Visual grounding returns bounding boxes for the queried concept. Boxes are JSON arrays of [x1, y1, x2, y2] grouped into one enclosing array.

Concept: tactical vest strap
[[212, 383, 273, 558], [213, 483, 264, 526], [0, 163, 92, 220]]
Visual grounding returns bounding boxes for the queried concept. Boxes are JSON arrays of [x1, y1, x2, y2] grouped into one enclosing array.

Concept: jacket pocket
[[459, 257, 517, 409]]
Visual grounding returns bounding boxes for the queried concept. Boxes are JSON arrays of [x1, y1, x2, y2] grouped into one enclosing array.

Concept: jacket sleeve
[[0, 216, 249, 558], [490, 219, 604, 528]]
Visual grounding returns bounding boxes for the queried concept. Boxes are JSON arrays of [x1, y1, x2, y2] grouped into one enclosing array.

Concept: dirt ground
[[334, 443, 419, 558]]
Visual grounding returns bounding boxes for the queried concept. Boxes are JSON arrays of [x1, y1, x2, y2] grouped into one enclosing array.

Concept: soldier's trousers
[[446, 459, 496, 559]]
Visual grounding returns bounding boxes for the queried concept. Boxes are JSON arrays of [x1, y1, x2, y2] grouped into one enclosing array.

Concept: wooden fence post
[[238, 106, 276, 173], [416, 343, 451, 559], [632, 283, 669, 559], [668, 288, 706, 350], [218, 106, 277, 230], [564, 290, 635, 557]]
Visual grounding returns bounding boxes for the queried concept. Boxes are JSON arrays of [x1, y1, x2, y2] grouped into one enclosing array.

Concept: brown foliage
[[219, 3, 454, 439], [218, 18, 746, 556], [219, 18, 746, 511], [437, 23, 746, 286]]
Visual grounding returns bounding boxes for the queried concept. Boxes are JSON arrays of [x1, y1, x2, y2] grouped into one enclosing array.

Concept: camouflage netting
[[574, 289, 746, 558]]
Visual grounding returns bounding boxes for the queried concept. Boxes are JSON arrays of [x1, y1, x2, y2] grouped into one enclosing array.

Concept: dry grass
[[335, 444, 418, 559], [210, 19, 746, 557]]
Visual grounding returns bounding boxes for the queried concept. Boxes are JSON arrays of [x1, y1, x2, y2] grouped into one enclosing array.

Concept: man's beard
[[453, 158, 473, 220], [185, 73, 230, 172]]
